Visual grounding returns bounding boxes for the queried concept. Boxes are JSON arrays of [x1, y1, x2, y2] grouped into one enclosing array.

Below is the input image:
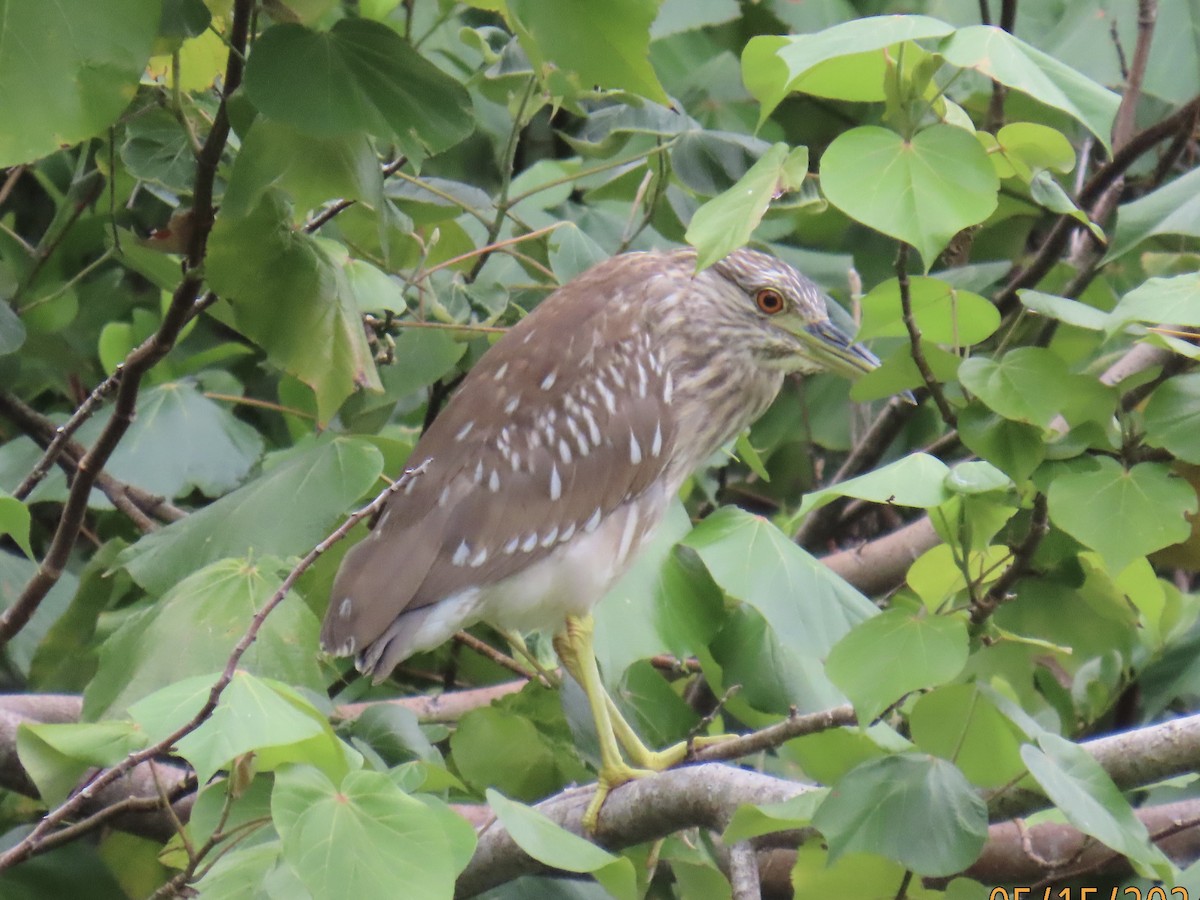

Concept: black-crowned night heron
[[321, 247, 880, 826]]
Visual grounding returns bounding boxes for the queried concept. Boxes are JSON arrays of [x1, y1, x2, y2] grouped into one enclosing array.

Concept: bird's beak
[[800, 318, 880, 380]]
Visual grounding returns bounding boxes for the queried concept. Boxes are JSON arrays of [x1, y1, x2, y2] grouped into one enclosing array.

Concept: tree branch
[[898, 244, 956, 427], [0, 389, 185, 530], [995, 91, 1200, 316], [969, 492, 1048, 625]]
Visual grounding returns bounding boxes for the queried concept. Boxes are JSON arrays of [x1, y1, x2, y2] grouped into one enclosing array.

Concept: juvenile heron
[[321, 247, 881, 825]]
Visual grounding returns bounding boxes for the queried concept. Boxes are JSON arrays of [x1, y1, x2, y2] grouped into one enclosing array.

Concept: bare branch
[[728, 841, 762, 900], [0, 390, 185, 530], [821, 515, 941, 596]]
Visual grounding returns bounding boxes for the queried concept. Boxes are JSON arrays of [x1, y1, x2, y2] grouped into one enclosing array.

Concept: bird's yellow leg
[[604, 693, 736, 769], [499, 629, 561, 688], [553, 616, 653, 832]]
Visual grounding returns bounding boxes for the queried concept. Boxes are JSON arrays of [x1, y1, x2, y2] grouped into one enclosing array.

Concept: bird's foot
[[622, 733, 737, 771], [583, 762, 655, 833]]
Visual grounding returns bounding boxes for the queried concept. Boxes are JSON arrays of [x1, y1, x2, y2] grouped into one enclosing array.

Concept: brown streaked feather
[[320, 253, 681, 662]]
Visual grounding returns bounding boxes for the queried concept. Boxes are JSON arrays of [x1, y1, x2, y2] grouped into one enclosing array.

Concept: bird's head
[[704, 247, 880, 379]]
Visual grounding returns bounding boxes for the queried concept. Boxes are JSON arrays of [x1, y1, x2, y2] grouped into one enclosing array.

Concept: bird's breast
[[473, 484, 668, 633]]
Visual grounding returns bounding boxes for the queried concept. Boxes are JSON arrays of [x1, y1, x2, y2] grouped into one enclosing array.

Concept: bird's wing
[[320, 253, 681, 660]]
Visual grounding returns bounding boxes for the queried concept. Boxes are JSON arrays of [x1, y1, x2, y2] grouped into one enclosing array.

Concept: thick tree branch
[[821, 515, 941, 596], [456, 710, 1200, 897]]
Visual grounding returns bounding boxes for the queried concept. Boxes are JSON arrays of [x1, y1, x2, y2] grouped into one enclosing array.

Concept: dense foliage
[[1, 0, 1200, 897]]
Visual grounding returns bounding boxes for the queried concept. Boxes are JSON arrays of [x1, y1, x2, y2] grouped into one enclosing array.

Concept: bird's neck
[[662, 335, 785, 486]]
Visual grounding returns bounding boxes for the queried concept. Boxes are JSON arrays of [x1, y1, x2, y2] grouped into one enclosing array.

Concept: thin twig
[[0, 390, 185, 530], [897, 244, 956, 427], [304, 156, 409, 233], [689, 704, 857, 764], [0, 460, 425, 872], [969, 493, 1049, 625], [453, 631, 537, 682], [468, 75, 539, 282], [418, 222, 566, 283], [982, 0, 1016, 132], [0, 165, 25, 207], [15, 171, 105, 304]]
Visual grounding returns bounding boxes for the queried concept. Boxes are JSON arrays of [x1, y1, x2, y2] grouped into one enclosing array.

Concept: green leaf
[[1029, 171, 1104, 240], [1046, 459, 1197, 574], [797, 453, 952, 518], [651, 0, 740, 39], [959, 347, 1113, 430], [826, 609, 969, 722], [548, 224, 608, 282], [130, 671, 339, 784], [85, 557, 325, 718], [208, 191, 386, 423], [857, 276, 999, 346], [957, 401, 1046, 481], [486, 789, 638, 900], [222, 117, 385, 221], [669, 130, 774, 196], [685, 143, 809, 270], [273, 765, 471, 900], [684, 508, 877, 713], [1022, 733, 1174, 880], [910, 684, 1027, 788], [506, 0, 670, 106], [384, 329, 468, 400], [192, 841, 288, 899], [742, 16, 955, 117], [945, 460, 1012, 495], [594, 503, 723, 684], [722, 791, 826, 843], [989, 122, 1076, 181], [74, 381, 263, 502], [0, 300, 25, 355], [17, 720, 146, 806], [849, 342, 961, 403], [0, 0, 159, 166], [820, 125, 999, 269], [184, 676, 347, 784], [450, 706, 573, 802], [119, 107, 197, 194], [939, 26, 1120, 152], [906, 544, 1011, 610], [813, 752, 988, 876], [1143, 374, 1200, 464], [116, 435, 383, 595], [1018, 289, 1110, 331], [1106, 272, 1200, 336], [0, 490, 32, 559], [1107, 167, 1200, 262], [243, 19, 473, 162]]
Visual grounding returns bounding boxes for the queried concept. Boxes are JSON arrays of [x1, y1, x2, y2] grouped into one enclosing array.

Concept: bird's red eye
[[755, 288, 785, 315]]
